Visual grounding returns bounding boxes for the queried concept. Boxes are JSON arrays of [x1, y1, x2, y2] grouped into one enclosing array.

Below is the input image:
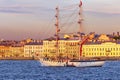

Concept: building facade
[[43, 40, 79, 59], [82, 42, 120, 58], [10, 47, 24, 57], [24, 42, 43, 57], [0, 45, 11, 57]]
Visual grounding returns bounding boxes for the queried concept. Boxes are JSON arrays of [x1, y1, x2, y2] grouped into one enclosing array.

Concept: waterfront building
[[82, 42, 120, 58], [43, 39, 79, 59], [0, 45, 11, 58], [24, 42, 43, 57], [10, 46, 24, 57], [43, 39, 120, 59]]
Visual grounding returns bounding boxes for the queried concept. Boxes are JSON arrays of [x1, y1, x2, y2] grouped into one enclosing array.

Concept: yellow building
[[24, 42, 43, 57], [43, 40, 79, 59], [0, 45, 11, 57], [0, 45, 24, 58], [82, 42, 120, 58], [10, 47, 24, 57]]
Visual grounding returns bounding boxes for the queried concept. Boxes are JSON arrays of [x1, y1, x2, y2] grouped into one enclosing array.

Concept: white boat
[[39, 0, 105, 67], [39, 58, 105, 67]]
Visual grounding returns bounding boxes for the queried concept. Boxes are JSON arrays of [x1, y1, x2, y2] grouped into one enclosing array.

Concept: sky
[[0, 0, 120, 40]]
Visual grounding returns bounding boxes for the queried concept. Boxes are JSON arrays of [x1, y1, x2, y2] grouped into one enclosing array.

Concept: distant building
[[25, 38, 34, 43], [82, 42, 120, 58], [113, 32, 120, 37], [98, 34, 110, 41], [19, 38, 33, 46], [24, 42, 43, 57]]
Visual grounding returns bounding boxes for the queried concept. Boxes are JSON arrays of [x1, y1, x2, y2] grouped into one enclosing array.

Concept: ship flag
[[79, 0, 82, 7]]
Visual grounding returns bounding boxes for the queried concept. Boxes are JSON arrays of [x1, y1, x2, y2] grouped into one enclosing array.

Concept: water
[[0, 60, 120, 80]]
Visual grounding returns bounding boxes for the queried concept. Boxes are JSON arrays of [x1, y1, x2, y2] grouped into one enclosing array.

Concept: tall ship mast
[[78, 0, 83, 60], [78, 0, 83, 40], [55, 6, 60, 59]]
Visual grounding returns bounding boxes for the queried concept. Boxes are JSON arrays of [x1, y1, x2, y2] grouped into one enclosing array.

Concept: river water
[[0, 60, 120, 80]]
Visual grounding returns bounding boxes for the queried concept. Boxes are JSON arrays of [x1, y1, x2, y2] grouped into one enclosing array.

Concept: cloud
[[0, 5, 31, 14], [84, 9, 120, 15], [0, 5, 54, 14], [83, 0, 120, 15], [0, 8, 31, 14]]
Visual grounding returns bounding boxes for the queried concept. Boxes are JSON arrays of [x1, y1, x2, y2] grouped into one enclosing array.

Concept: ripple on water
[[0, 60, 120, 80]]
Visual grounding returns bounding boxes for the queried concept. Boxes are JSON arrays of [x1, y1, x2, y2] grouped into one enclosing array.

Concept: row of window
[[84, 52, 120, 56], [43, 49, 79, 53], [25, 47, 42, 49], [83, 48, 120, 51], [44, 42, 78, 45], [0, 50, 9, 52], [68, 47, 79, 50], [25, 50, 42, 53]]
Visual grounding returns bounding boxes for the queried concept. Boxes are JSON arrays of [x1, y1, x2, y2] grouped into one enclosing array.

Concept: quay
[[0, 56, 120, 61], [0, 57, 34, 60], [34, 56, 120, 61]]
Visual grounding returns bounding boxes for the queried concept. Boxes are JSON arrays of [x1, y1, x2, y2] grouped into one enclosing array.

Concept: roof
[[0, 44, 11, 46], [25, 42, 43, 45], [84, 42, 102, 45], [117, 42, 120, 44], [84, 41, 120, 45]]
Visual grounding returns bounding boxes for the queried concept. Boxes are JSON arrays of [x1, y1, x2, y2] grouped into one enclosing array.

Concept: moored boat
[[39, 0, 105, 67], [39, 58, 105, 67]]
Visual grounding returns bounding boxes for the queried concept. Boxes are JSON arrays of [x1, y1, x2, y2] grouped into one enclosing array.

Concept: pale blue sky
[[0, 0, 120, 40]]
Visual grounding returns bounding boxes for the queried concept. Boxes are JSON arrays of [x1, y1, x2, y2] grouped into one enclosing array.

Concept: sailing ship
[[39, 0, 105, 67]]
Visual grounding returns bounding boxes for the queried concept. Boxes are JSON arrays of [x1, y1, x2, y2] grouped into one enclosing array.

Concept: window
[[89, 48, 91, 51], [111, 53, 112, 55], [86, 48, 88, 51], [113, 53, 115, 55], [89, 53, 91, 55], [113, 48, 115, 51], [94, 48, 96, 51], [116, 48, 118, 51], [97, 48, 99, 51]]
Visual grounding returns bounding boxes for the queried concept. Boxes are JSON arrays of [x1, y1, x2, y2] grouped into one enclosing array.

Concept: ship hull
[[67, 60, 105, 67], [39, 59, 105, 67], [40, 59, 66, 66]]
